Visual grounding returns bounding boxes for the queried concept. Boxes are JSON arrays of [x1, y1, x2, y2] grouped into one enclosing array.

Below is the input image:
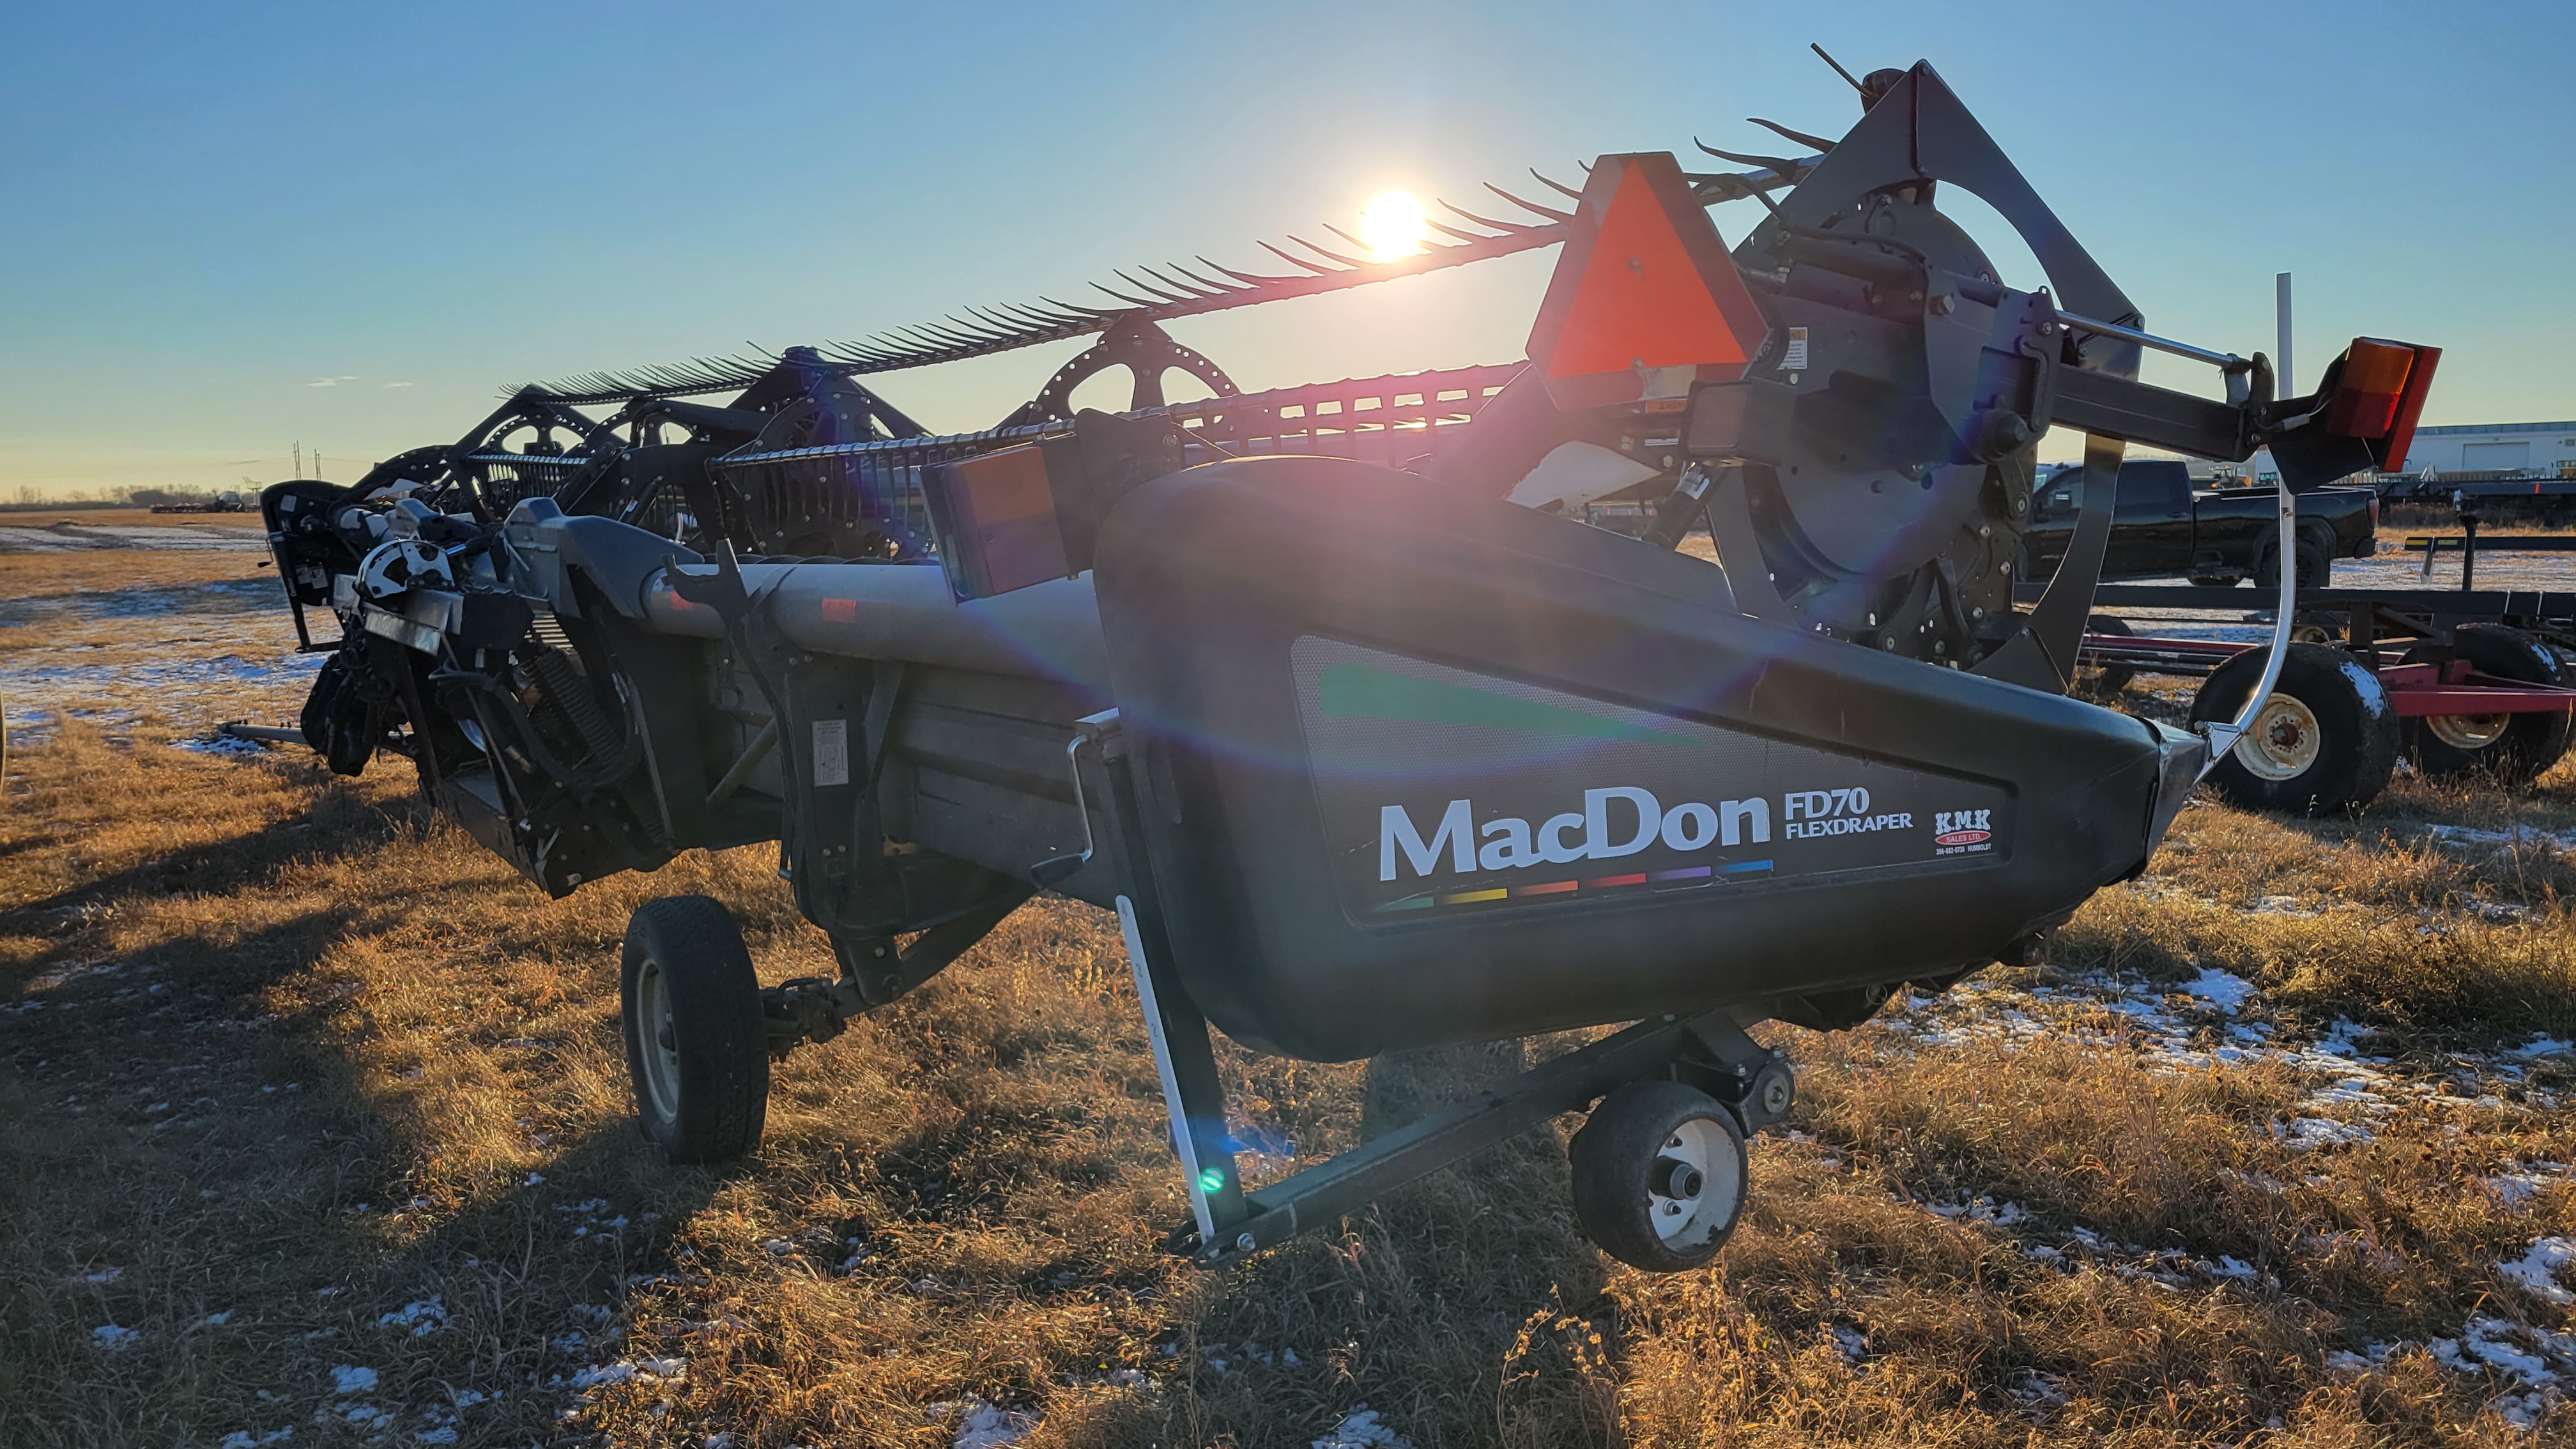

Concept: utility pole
[[2275, 273, 2294, 399]]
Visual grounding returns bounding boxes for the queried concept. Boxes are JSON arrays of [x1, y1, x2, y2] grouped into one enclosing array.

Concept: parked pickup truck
[[2020, 458, 2379, 588]]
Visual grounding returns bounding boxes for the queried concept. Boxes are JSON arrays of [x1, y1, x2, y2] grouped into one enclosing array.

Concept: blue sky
[[3, 0, 2570, 494]]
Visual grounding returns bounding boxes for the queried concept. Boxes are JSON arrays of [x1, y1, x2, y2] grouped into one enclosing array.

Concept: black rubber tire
[[2400, 625, 2574, 784], [2253, 540, 2332, 595], [2298, 533, 2334, 592], [2267, 531, 2349, 593], [1568, 1080, 1749, 1273], [2084, 613, 2135, 694], [2189, 642, 2398, 814], [620, 895, 769, 1163]]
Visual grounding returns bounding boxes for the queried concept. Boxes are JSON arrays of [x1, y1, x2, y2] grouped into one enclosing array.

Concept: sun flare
[[1358, 190, 1429, 259]]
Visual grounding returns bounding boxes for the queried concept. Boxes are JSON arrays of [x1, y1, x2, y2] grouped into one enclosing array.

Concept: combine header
[[257, 59, 2436, 1271]]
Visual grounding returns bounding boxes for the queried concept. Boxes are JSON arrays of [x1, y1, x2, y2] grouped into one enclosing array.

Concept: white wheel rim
[[1648, 1117, 1742, 1249], [636, 959, 682, 1122], [2232, 694, 2324, 781], [2427, 712, 2510, 751]]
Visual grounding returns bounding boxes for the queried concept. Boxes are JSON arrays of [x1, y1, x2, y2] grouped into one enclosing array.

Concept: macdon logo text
[[1380, 788, 1769, 882]]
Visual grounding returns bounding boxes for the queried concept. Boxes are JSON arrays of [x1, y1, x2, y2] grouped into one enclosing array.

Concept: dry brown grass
[[5, 551, 2575, 1447]]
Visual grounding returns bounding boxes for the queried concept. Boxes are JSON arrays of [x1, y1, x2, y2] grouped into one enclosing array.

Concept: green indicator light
[[1197, 1167, 1227, 1194]]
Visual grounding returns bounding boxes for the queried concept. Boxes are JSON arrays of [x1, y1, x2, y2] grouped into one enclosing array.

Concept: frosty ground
[[3, 533, 2575, 1447]]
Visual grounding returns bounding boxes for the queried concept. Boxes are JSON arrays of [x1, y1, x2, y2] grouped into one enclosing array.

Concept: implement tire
[[2189, 643, 2397, 814], [2083, 614, 2135, 694], [2401, 625, 2574, 785], [621, 895, 769, 1163], [1568, 1080, 1749, 1273]]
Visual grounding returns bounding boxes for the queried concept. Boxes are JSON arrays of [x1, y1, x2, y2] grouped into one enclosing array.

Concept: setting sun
[[1358, 189, 1429, 259]]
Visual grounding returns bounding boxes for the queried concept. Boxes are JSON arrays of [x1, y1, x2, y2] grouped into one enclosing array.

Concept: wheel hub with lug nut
[[2233, 694, 2323, 781], [636, 958, 684, 1123], [2426, 711, 2511, 751], [1647, 1120, 1739, 1247]]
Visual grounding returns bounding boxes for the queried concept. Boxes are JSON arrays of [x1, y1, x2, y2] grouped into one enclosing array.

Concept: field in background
[[4, 536, 2576, 1447]]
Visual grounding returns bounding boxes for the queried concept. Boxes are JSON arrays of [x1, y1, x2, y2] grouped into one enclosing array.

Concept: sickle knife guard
[[254, 58, 2437, 1272]]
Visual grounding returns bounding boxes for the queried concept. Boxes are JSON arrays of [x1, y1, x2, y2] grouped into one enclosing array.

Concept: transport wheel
[[2189, 642, 2398, 814], [2400, 625, 2574, 785], [2083, 614, 2135, 694], [2299, 536, 2334, 591], [620, 895, 769, 1163], [1568, 1080, 1749, 1273], [2256, 540, 2334, 594]]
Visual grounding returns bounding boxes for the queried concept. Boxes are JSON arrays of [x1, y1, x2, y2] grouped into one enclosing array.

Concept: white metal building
[[2398, 422, 2576, 477]]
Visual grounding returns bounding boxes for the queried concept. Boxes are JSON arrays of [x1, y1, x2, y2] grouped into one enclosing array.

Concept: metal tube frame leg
[[1078, 715, 1246, 1248]]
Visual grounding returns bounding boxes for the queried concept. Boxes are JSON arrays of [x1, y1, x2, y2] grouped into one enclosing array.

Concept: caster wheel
[[1568, 1080, 1749, 1272], [621, 895, 769, 1163]]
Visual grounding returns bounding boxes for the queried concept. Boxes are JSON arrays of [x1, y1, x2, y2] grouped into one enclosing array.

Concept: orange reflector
[[1527, 152, 1771, 411], [2324, 337, 2416, 440], [2374, 341, 2439, 473], [925, 442, 1069, 599]]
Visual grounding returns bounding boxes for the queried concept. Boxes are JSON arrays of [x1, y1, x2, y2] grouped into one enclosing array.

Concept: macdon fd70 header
[[257, 58, 2433, 1272]]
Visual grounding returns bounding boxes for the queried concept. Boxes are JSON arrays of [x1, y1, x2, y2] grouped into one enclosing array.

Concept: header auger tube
[[257, 57, 2430, 1272]]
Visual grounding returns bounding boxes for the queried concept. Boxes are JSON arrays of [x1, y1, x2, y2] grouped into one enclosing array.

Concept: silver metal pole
[[2275, 272, 2294, 397]]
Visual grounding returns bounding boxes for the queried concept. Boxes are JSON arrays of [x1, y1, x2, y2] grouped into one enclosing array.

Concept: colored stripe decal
[[1722, 860, 1775, 874], [1439, 887, 1510, 905], [1583, 873, 1648, 889], [1651, 866, 1712, 882], [1316, 662, 1707, 749], [1514, 880, 1579, 896], [1375, 894, 1436, 913]]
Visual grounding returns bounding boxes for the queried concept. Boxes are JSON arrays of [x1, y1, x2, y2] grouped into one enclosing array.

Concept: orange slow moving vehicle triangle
[[1528, 152, 1770, 410]]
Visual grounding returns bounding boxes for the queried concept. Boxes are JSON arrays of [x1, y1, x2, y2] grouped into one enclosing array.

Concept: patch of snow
[[1312, 1407, 1414, 1449], [2176, 967, 2256, 1013], [2495, 1391, 2552, 1430], [376, 1297, 447, 1337], [1927, 1196, 2029, 1227], [2499, 1238, 2576, 1305], [74, 1266, 123, 1284], [172, 733, 272, 759], [2276, 1116, 2375, 1148], [218, 1431, 293, 1448], [91, 1324, 138, 1350], [2424, 823, 2576, 854], [330, 1365, 378, 1395], [2008, 1370, 2069, 1406], [1828, 1324, 1866, 1362], [949, 1400, 1041, 1449], [2508, 1036, 2574, 1061]]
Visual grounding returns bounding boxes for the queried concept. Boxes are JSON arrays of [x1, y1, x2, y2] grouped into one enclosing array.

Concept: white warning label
[[1782, 326, 1809, 371], [812, 718, 850, 787]]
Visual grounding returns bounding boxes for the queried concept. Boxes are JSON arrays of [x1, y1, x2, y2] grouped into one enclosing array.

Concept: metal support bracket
[[1077, 710, 1250, 1247], [1179, 1008, 1768, 1268], [1973, 431, 2124, 692]]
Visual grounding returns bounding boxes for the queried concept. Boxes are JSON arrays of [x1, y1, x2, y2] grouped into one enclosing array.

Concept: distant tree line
[[0, 482, 254, 512]]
